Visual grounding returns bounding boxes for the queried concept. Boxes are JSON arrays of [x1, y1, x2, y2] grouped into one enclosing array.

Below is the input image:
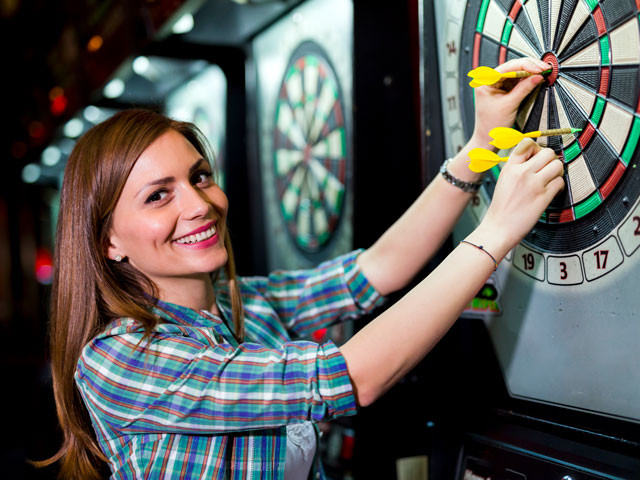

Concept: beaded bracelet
[[439, 158, 483, 194], [460, 240, 498, 271]]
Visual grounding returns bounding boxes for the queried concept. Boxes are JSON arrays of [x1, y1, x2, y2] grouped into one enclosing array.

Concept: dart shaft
[[504, 68, 552, 80], [537, 128, 581, 137]]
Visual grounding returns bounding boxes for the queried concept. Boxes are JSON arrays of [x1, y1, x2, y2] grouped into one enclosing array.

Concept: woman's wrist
[[467, 221, 516, 264]]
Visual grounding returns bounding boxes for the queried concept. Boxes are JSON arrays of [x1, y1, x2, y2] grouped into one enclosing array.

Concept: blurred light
[[11, 141, 27, 159], [49, 86, 64, 101], [83, 105, 101, 123], [63, 118, 84, 138], [50, 95, 68, 115], [172, 13, 194, 34], [35, 248, 53, 285], [133, 56, 150, 75], [28, 121, 46, 139], [103, 78, 125, 99], [22, 163, 41, 183], [87, 35, 104, 52], [311, 328, 327, 342], [42, 146, 62, 166], [59, 138, 76, 155]]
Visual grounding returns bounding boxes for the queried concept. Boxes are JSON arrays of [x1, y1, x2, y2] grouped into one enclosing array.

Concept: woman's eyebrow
[[135, 176, 173, 198], [188, 157, 207, 174], [135, 158, 207, 198]]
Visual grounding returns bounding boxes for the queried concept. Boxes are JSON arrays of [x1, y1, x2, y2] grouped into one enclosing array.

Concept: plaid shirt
[[76, 250, 384, 479]]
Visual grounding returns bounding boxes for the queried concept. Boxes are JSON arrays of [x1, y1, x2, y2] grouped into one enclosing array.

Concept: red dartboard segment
[[579, 123, 596, 148], [598, 67, 610, 96], [499, 45, 507, 64], [600, 161, 627, 199], [593, 7, 607, 36], [508, 1, 521, 21], [548, 208, 575, 224]]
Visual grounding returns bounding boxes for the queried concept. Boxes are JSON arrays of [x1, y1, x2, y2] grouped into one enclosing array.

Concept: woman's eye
[[193, 170, 213, 185], [145, 190, 168, 204]]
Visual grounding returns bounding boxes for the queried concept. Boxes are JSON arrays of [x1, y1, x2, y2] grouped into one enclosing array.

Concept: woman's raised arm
[[357, 57, 551, 296]]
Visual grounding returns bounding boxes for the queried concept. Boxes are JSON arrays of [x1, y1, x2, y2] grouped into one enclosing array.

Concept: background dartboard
[[459, 0, 640, 254], [272, 41, 348, 253]]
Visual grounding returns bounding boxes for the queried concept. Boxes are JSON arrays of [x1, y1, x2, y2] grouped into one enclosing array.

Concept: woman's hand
[[471, 57, 550, 148], [474, 139, 564, 251]]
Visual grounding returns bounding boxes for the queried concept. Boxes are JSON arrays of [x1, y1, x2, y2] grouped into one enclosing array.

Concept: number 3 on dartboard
[[594, 250, 609, 269], [559, 262, 568, 280]]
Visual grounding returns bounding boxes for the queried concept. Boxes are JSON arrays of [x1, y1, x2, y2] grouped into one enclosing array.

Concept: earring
[[115, 255, 123, 262]]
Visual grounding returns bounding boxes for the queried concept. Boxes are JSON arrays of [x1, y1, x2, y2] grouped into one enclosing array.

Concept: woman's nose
[[180, 185, 211, 219]]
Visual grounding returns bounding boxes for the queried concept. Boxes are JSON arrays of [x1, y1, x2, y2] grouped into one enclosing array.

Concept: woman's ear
[[105, 234, 122, 262]]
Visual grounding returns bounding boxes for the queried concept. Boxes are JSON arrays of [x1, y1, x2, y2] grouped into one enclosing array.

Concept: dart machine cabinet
[[414, 0, 640, 478]]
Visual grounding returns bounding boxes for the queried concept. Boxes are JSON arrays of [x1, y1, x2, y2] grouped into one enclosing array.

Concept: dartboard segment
[[461, 0, 640, 254], [273, 42, 348, 253]]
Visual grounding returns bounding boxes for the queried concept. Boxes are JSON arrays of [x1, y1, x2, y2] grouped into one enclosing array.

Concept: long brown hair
[[37, 109, 244, 479]]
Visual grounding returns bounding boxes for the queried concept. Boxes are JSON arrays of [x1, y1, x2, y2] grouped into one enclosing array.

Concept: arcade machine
[[421, 0, 640, 478]]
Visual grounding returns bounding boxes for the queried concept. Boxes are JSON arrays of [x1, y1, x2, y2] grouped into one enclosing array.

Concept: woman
[[43, 57, 561, 479]]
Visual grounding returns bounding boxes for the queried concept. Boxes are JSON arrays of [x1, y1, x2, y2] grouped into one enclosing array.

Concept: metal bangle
[[439, 158, 483, 194], [460, 240, 498, 271]]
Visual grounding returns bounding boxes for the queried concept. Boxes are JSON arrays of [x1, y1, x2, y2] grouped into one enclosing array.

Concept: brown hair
[[37, 109, 244, 478]]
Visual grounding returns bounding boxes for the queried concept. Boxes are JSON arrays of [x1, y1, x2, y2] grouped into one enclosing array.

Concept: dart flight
[[467, 148, 509, 173]]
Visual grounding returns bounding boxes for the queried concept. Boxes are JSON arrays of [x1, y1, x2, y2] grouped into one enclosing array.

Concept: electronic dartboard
[[433, 0, 640, 423], [253, 0, 353, 271]]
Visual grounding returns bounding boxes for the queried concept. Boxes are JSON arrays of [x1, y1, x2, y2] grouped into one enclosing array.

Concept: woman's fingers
[[537, 158, 565, 186], [509, 138, 542, 164], [544, 176, 566, 205], [523, 146, 558, 172], [494, 57, 549, 74]]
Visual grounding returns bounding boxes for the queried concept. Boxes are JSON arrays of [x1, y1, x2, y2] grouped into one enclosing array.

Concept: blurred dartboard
[[272, 41, 348, 253]]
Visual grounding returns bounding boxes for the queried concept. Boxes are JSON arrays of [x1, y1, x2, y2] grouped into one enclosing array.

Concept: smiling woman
[[41, 70, 564, 480], [106, 129, 230, 309]]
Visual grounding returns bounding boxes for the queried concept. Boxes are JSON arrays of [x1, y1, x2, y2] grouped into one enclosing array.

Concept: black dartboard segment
[[460, 0, 640, 254], [272, 42, 348, 253]]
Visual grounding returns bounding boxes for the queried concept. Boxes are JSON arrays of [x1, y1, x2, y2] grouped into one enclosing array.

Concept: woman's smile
[[173, 221, 219, 248]]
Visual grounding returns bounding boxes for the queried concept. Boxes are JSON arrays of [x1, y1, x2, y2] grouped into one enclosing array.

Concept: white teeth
[[175, 225, 217, 244]]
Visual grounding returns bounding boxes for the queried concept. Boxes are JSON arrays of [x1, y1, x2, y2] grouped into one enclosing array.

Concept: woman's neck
[[155, 275, 219, 314]]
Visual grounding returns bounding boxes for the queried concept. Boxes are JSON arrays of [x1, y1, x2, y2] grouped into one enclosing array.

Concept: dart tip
[[541, 68, 553, 75], [570, 128, 582, 134]]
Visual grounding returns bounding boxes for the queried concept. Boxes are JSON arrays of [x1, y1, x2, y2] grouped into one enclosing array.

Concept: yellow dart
[[468, 66, 552, 87], [489, 126, 583, 150], [467, 148, 509, 173]]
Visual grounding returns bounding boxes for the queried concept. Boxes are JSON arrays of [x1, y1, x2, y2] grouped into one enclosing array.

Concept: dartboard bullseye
[[273, 42, 347, 253], [460, 0, 640, 255]]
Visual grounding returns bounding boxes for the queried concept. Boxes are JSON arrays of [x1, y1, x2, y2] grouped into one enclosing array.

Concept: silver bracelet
[[439, 158, 483, 193]]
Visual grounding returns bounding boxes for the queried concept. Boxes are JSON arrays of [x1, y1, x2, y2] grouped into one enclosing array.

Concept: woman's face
[[107, 129, 229, 287]]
